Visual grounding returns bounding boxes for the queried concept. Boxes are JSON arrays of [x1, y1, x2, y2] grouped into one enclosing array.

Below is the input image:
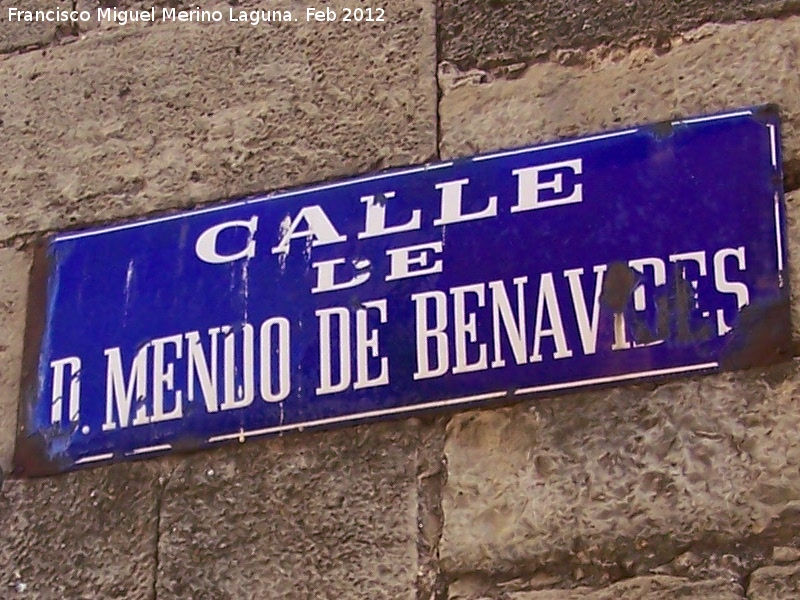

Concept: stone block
[[0, 247, 30, 473], [440, 0, 796, 71], [0, 0, 73, 54], [0, 461, 162, 599], [772, 546, 800, 564], [785, 191, 800, 339], [157, 422, 424, 599], [0, 0, 436, 240], [749, 562, 800, 599], [505, 575, 742, 599], [449, 574, 744, 599], [440, 363, 800, 575]]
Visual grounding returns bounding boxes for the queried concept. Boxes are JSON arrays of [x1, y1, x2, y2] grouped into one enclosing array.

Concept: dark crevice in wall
[[434, 0, 443, 160], [151, 467, 175, 600], [755, 0, 800, 22], [0, 40, 51, 57], [151, 479, 164, 600], [783, 158, 800, 193], [440, 3, 800, 77], [415, 417, 448, 600], [742, 566, 758, 599], [66, 0, 81, 38]]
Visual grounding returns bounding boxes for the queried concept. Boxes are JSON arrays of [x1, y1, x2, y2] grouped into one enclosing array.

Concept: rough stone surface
[[417, 417, 449, 600], [650, 550, 757, 584], [748, 562, 800, 599], [785, 191, 800, 339], [0, 0, 436, 240], [0, 461, 162, 599], [503, 576, 743, 599], [0, 248, 30, 472], [72, 0, 274, 32], [448, 574, 744, 599], [74, 0, 179, 31], [772, 545, 800, 563], [157, 422, 422, 599], [439, 18, 800, 172], [440, 0, 800, 71], [440, 362, 800, 576], [0, 0, 73, 53]]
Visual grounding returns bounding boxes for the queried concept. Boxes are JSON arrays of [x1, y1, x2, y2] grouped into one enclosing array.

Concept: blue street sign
[[15, 106, 790, 476]]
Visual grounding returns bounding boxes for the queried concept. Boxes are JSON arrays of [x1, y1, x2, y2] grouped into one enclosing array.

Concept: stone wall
[[1, 1, 800, 598]]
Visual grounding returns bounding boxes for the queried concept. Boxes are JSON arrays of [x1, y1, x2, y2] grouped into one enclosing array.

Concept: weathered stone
[[72, 0, 282, 32], [0, 461, 162, 599], [439, 18, 800, 174], [772, 545, 800, 563], [651, 550, 751, 583], [440, 363, 800, 575], [157, 422, 422, 599], [0, 247, 30, 472], [748, 562, 800, 599], [785, 191, 800, 339], [0, 0, 436, 241], [74, 0, 179, 32], [440, 0, 797, 71], [448, 573, 565, 599], [507, 575, 743, 599], [441, 18, 800, 342], [0, 0, 73, 54], [417, 417, 449, 600], [448, 573, 494, 599], [446, 575, 743, 599]]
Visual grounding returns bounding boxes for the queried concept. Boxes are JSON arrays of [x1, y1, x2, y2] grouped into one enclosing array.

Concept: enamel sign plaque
[[16, 106, 790, 476]]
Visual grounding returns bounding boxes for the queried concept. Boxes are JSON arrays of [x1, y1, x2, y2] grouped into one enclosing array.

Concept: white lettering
[[195, 216, 258, 264], [489, 277, 528, 368], [311, 258, 371, 293], [433, 178, 497, 226], [629, 257, 667, 311], [511, 159, 583, 213], [531, 272, 573, 361], [259, 317, 291, 402], [714, 247, 749, 335], [316, 307, 351, 395], [611, 313, 631, 351], [358, 191, 421, 239], [272, 206, 346, 255], [103, 346, 149, 431], [219, 325, 255, 411], [564, 266, 606, 356], [50, 356, 81, 425], [412, 291, 449, 380], [354, 300, 389, 390], [451, 284, 488, 374], [151, 334, 183, 423], [186, 330, 220, 413], [386, 242, 443, 281]]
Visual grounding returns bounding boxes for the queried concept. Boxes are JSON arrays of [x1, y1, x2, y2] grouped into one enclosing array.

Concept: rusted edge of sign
[[13, 242, 70, 478]]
